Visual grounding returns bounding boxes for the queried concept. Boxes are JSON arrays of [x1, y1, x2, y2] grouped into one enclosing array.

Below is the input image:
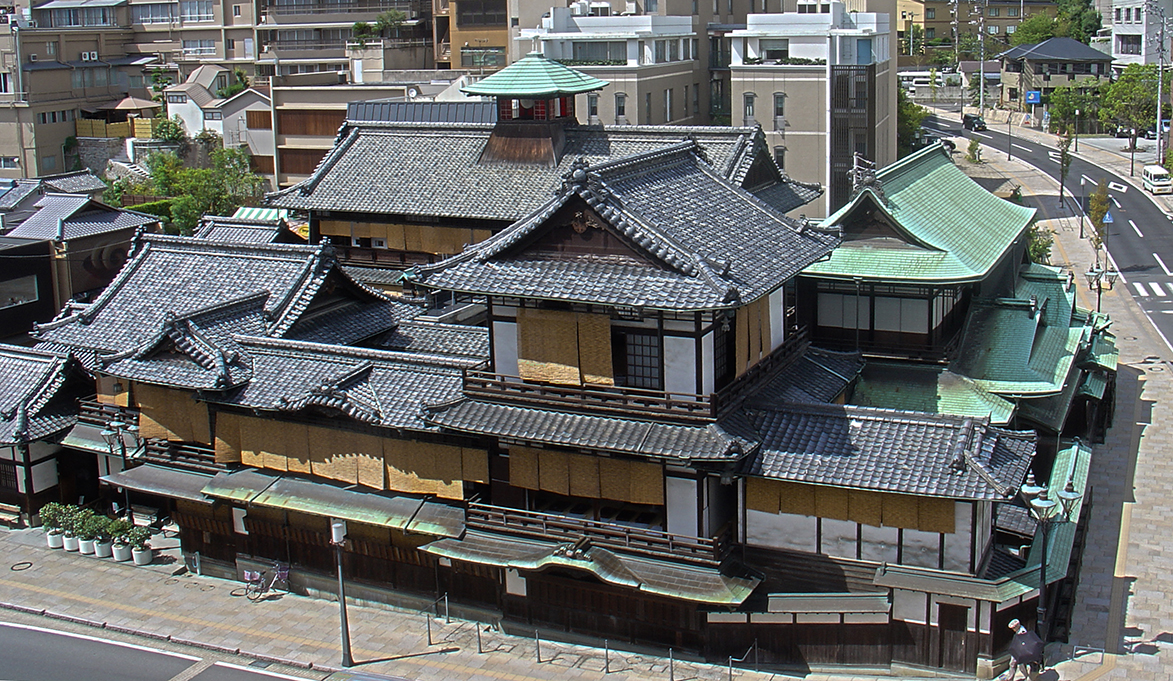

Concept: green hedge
[[130, 198, 175, 220]]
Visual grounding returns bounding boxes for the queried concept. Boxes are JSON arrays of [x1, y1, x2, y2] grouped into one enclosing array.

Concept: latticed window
[[0, 460, 17, 490], [612, 329, 662, 390]]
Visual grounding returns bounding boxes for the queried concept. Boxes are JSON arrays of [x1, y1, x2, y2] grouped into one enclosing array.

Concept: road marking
[[973, 131, 992, 139], [1109, 181, 1129, 193], [1135, 282, 1150, 297], [1155, 253, 1173, 276], [924, 127, 952, 135], [1112, 196, 1123, 209], [1151, 282, 1167, 296], [0, 622, 201, 661], [1166, 282, 1173, 295], [1013, 143, 1032, 152], [1131, 219, 1144, 237], [211, 662, 315, 680], [1082, 174, 1096, 185]]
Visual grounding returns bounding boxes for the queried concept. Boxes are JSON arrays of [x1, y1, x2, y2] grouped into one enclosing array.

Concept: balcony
[[77, 398, 137, 427], [142, 438, 223, 474], [468, 502, 733, 567], [266, 0, 415, 15]]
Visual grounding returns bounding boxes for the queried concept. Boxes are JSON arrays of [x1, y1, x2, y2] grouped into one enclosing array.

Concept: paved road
[[0, 621, 317, 681], [925, 110, 1173, 349]]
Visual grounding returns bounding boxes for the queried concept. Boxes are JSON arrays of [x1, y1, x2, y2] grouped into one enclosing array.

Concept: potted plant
[[60, 505, 84, 552], [74, 508, 98, 555], [109, 519, 133, 562], [87, 515, 114, 558], [40, 502, 66, 549], [127, 526, 153, 566]]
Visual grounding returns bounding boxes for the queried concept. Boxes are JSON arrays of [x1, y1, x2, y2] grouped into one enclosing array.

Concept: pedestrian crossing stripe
[[1132, 282, 1173, 297]]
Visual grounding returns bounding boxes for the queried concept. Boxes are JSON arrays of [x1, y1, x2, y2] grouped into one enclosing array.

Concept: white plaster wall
[[492, 321, 519, 377], [701, 330, 715, 395], [0, 446, 12, 462], [666, 475, 699, 536], [506, 569, 527, 596], [892, 588, 927, 623], [30, 458, 57, 493], [746, 509, 817, 552], [769, 288, 785, 350], [664, 335, 697, 396], [859, 523, 899, 563], [943, 502, 973, 573], [974, 501, 992, 568], [901, 528, 939, 568], [820, 517, 857, 559], [29, 442, 59, 463]]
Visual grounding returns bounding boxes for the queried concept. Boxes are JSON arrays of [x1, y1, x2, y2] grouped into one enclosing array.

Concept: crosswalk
[[1132, 281, 1173, 298]]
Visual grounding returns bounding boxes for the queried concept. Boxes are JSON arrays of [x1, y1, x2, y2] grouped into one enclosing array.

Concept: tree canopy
[[125, 148, 265, 235], [1055, 0, 1102, 44], [896, 89, 929, 158], [1100, 63, 1170, 136], [1010, 14, 1058, 45]]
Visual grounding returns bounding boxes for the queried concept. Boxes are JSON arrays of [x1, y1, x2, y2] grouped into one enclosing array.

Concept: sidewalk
[[1, 147, 1172, 681]]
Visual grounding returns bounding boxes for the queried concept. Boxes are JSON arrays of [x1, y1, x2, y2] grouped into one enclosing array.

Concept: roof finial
[[848, 153, 885, 204]]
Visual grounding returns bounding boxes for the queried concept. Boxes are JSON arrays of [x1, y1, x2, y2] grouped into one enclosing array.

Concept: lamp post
[[100, 419, 141, 523], [1021, 474, 1083, 640], [1074, 109, 1080, 152], [1079, 176, 1085, 238], [1085, 265, 1119, 312], [1008, 113, 1013, 160], [331, 520, 354, 668]]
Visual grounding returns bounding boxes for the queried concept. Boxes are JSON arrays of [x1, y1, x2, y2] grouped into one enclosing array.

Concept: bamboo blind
[[213, 412, 243, 464], [136, 382, 210, 444], [517, 308, 581, 385], [747, 478, 956, 534], [577, 313, 614, 385], [511, 447, 664, 505]]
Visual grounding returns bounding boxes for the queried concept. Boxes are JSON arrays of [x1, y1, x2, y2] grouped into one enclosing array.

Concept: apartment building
[[1109, 0, 1161, 67], [894, 0, 1057, 49]]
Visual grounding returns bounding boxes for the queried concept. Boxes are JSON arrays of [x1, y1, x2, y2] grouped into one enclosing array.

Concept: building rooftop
[[460, 52, 608, 98], [0, 344, 85, 444], [7, 194, 157, 241]]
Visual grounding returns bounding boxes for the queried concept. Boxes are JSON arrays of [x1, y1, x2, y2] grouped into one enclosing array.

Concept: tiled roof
[[414, 144, 839, 310], [215, 337, 473, 431], [377, 320, 489, 359], [743, 402, 1035, 501], [285, 298, 422, 346], [342, 266, 407, 287], [423, 398, 751, 460], [461, 52, 608, 98], [41, 170, 108, 194], [850, 361, 1017, 426], [267, 123, 820, 220], [805, 144, 1036, 283], [347, 101, 498, 124], [0, 343, 84, 444], [0, 180, 41, 210], [7, 194, 157, 241], [997, 37, 1113, 63], [750, 346, 864, 404], [193, 216, 304, 244]]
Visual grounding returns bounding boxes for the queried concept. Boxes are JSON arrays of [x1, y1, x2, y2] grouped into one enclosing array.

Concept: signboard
[[1026, 90, 1042, 104], [1103, 211, 1114, 224]]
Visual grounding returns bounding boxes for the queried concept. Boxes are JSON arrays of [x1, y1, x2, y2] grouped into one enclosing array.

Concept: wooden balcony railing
[[468, 502, 732, 567], [142, 438, 223, 474], [77, 398, 138, 427]]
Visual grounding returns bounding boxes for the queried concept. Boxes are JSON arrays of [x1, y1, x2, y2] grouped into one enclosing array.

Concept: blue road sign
[[1026, 90, 1042, 104], [1103, 211, 1114, 224]]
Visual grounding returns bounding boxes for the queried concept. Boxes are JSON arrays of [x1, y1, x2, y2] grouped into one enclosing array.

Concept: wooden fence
[[76, 118, 161, 139]]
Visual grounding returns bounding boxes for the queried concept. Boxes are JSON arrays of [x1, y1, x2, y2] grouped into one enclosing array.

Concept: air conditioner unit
[[81, 51, 91, 61], [28, 53, 37, 62], [89, 51, 98, 61]]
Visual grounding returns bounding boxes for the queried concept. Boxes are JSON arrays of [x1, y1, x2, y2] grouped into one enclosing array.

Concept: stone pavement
[[2, 129, 1173, 681]]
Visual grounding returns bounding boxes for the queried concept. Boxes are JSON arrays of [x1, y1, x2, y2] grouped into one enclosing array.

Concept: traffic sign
[[1026, 90, 1042, 104], [1103, 211, 1114, 224]]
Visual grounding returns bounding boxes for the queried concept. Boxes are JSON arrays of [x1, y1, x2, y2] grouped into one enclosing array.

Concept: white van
[[1143, 165, 1173, 194]]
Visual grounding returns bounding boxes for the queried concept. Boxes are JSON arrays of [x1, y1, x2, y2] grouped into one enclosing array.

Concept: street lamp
[[1074, 109, 1080, 152], [1085, 265, 1119, 312], [1021, 475, 1083, 640], [331, 520, 354, 667], [100, 419, 141, 523]]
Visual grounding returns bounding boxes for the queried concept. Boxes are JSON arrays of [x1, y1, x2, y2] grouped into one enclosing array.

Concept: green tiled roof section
[[953, 303, 1083, 395], [1078, 371, 1108, 399], [1024, 438, 1091, 585], [805, 145, 1036, 283], [1085, 332, 1119, 371], [461, 52, 609, 98], [851, 362, 1016, 425], [1015, 365, 1083, 431]]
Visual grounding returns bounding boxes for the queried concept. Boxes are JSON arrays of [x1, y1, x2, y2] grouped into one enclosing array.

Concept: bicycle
[[232, 561, 289, 601]]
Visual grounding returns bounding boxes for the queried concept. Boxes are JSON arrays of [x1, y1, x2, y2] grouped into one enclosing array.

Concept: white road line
[[1109, 181, 1129, 193], [1156, 252, 1173, 276], [1151, 282, 1167, 296], [1112, 196, 1123, 209], [1081, 174, 1096, 185], [1165, 282, 1173, 296], [1131, 219, 1144, 237], [1135, 282, 1150, 297], [211, 662, 315, 680], [925, 127, 951, 135], [973, 131, 992, 139], [1014, 144, 1032, 152], [0, 622, 201, 660]]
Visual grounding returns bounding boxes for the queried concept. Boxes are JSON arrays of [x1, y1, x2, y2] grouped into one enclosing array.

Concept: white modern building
[[1109, 0, 1163, 67]]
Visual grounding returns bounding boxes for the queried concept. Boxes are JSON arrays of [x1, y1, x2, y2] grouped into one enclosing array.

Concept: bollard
[[445, 593, 450, 624], [477, 624, 483, 654], [669, 648, 674, 681], [536, 632, 542, 663], [605, 639, 610, 674], [754, 638, 758, 672], [426, 614, 433, 645], [728, 655, 733, 681]]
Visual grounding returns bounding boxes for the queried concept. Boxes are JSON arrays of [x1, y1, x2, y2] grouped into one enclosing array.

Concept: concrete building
[[894, 0, 1058, 52], [1108, 0, 1161, 68], [998, 37, 1113, 110], [163, 65, 272, 148]]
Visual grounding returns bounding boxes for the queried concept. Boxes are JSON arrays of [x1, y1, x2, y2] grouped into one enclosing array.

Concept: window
[[128, 75, 144, 88], [692, 39, 698, 60], [664, 88, 672, 120], [743, 92, 755, 120], [682, 39, 690, 60], [988, 24, 998, 34], [692, 0, 697, 14], [1124, 7, 1131, 21], [460, 46, 505, 67], [773, 92, 785, 117], [167, 93, 188, 104], [71, 68, 109, 88], [988, 6, 998, 16], [226, 38, 235, 49], [50, 7, 114, 25], [203, 110, 223, 120], [760, 38, 788, 60], [797, 2, 815, 12], [47, 41, 57, 56], [1006, 24, 1015, 34], [1007, 6, 1018, 16], [1115, 7, 1121, 22], [0, 72, 9, 94], [0, 274, 39, 311], [233, 3, 241, 14], [0, 461, 16, 491], [669, 39, 679, 61], [683, 85, 689, 116], [587, 93, 599, 118], [693, 83, 699, 113], [41, 155, 57, 171], [925, 27, 935, 39], [1137, 8, 1143, 21], [132, 3, 175, 23], [773, 146, 785, 169], [612, 329, 662, 389], [572, 41, 625, 62], [1119, 34, 1141, 54], [644, 92, 652, 123], [615, 92, 626, 118], [182, 39, 216, 56], [180, 0, 214, 21], [654, 40, 666, 62], [925, 7, 934, 18], [456, 0, 506, 27], [0, 157, 17, 169], [646, 0, 657, 10]]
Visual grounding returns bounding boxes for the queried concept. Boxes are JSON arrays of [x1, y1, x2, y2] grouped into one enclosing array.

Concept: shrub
[[131, 198, 175, 221], [80, 514, 111, 542], [62, 507, 92, 537], [108, 519, 133, 546], [126, 526, 152, 551], [966, 137, 982, 163], [39, 502, 67, 532]]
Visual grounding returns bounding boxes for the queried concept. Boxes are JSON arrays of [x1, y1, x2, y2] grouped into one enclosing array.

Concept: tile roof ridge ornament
[[849, 153, 886, 205]]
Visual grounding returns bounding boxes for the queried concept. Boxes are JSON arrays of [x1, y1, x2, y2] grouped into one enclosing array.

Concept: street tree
[[897, 89, 929, 157], [1058, 133, 1073, 207], [1011, 14, 1058, 45], [1056, 0, 1102, 43], [1102, 64, 1170, 150], [1088, 178, 1110, 264]]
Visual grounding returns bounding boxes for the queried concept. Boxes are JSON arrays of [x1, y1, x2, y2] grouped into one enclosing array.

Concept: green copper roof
[[850, 361, 1016, 425], [805, 144, 1036, 283], [460, 52, 609, 98]]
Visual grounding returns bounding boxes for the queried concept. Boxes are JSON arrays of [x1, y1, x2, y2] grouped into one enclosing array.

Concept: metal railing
[[266, 1, 414, 14], [468, 503, 732, 567]]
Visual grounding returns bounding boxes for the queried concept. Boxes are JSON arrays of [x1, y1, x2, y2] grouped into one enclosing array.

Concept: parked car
[[962, 114, 987, 131]]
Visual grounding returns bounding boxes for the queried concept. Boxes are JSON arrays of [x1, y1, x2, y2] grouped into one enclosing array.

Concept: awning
[[101, 464, 214, 504], [38, 0, 125, 6], [232, 207, 288, 221], [105, 55, 161, 66], [59, 422, 112, 455], [201, 469, 464, 538], [423, 530, 759, 605]]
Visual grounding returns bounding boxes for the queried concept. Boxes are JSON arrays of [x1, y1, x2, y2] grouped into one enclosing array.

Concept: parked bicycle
[[231, 561, 289, 601]]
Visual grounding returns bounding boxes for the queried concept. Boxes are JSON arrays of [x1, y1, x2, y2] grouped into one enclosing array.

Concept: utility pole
[[971, 0, 988, 114], [1147, 0, 1170, 164]]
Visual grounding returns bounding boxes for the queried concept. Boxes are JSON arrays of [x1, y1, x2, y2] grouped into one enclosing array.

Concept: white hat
[[1008, 619, 1021, 630]]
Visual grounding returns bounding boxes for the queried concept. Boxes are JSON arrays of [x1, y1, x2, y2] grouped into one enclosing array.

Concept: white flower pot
[[78, 539, 96, 555], [112, 544, 133, 562], [131, 548, 153, 566], [46, 531, 64, 549], [62, 534, 79, 552], [95, 540, 113, 558]]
